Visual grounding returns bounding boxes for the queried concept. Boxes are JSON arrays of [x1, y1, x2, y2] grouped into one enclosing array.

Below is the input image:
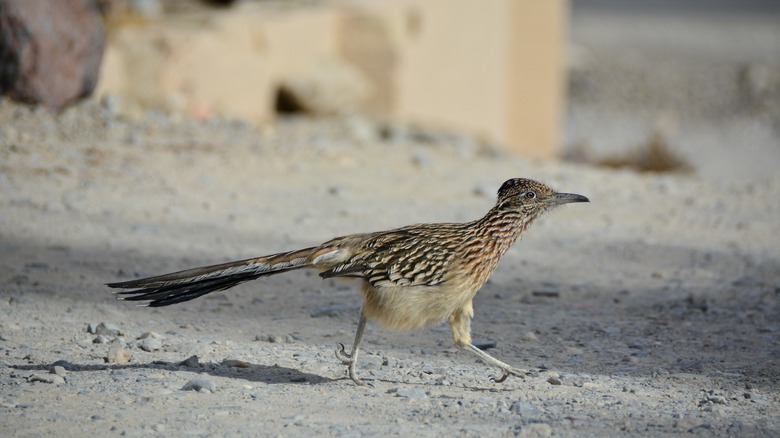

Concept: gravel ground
[[1, 6, 779, 438]]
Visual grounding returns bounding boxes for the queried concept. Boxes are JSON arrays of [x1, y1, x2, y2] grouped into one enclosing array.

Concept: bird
[[107, 178, 589, 385]]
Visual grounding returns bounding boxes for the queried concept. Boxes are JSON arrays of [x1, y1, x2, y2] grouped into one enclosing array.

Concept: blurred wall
[[98, 0, 566, 158]]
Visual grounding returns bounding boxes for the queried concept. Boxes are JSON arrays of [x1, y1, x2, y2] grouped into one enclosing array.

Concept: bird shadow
[[9, 359, 334, 385]]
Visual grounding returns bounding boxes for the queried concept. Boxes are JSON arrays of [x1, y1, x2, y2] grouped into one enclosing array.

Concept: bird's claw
[[490, 367, 539, 383], [335, 343, 353, 364], [490, 370, 511, 383]]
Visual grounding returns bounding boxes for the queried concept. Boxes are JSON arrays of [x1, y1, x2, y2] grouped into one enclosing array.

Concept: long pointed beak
[[549, 192, 590, 205]]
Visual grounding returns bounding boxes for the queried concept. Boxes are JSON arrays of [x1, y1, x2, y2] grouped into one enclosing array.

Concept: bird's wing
[[318, 226, 462, 287]]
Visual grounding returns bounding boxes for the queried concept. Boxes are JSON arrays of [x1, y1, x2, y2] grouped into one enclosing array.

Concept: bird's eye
[[525, 191, 536, 199]]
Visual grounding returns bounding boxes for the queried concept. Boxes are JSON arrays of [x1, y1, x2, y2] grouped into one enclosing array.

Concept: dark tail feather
[[107, 247, 318, 307]]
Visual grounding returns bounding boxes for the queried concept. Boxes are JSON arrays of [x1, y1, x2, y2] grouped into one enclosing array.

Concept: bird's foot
[[490, 366, 539, 383], [335, 343, 370, 386], [348, 366, 368, 386]]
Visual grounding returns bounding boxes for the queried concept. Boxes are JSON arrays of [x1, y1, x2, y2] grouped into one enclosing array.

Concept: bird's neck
[[457, 206, 536, 289], [473, 205, 534, 244]]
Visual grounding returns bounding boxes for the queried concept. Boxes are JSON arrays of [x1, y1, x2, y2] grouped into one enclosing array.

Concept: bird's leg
[[464, 343, 537, 382], [334, 308, 368, 385], [449, 303, 537, 383]]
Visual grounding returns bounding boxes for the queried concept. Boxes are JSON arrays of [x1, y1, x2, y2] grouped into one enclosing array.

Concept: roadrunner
[[108, 178, 588, 385]]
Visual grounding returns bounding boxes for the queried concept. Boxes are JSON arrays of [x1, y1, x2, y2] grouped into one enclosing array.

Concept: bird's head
[[495, 178, 589, 216]]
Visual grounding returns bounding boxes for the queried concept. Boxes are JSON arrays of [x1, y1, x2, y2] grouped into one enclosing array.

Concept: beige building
[[99, 0, 567, 158]]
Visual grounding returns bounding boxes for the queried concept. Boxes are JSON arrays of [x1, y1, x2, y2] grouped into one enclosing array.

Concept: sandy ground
[[2, 5, 780, 438]]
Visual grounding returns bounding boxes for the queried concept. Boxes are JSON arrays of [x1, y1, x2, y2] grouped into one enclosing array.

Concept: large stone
[[0, 0, 106, 110]]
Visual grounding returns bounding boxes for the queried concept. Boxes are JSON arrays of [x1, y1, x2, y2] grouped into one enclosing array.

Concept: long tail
[[106, 247, 319, 307]]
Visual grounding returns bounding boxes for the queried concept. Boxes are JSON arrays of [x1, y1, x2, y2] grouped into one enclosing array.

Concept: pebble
[[179, 355, 200, 367], [107, 346, 131, 364], [138, 331, 163, 340], [255, 334, 295, 344], [51, 366, 67, 376], [137, 332, 164, 351], [531, 289, 560, 298], [139, 337, 162, 352], [181, 378, 217, 393], [705, 394, 727, 405], [29, 373, 65, 385], [546, 376, 562, 385], [523, 332, 541, 343], [94, 322, 122, 337]]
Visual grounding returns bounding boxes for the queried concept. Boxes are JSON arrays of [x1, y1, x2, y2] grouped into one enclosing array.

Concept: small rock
[[107, 346, 131, 364], [179, 355, 199, 367], [137, 331, 163, 340], [51, 366, 67, 376], [29, 374, 65, 385], [86, 323, 98, 334], [181, 378, 216, 393], [523, 332, 540, 343], [546, 376, 562, 385], [93, 335, 110, 344], [602, 326, 621, 335], [531, 289, 560, 298], [255, 334, 295, 344], [139, 337, 162, 352], [95, 322, 122, 336]]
